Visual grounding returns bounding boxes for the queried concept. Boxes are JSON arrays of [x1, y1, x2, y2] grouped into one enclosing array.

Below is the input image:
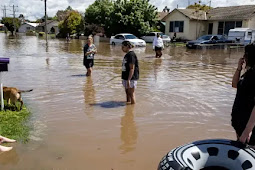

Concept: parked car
[[110, 33, 146, 47], [186, 35, 233, 49], [140, 32, 171, 43]]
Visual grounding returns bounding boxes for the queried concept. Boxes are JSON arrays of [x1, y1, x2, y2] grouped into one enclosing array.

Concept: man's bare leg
[[129, 88, 136, 104], [126, 89, 131, 103]]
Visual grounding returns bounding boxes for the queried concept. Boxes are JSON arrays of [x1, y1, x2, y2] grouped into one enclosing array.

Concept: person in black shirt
[[232, 44, 255, 145], [83, 36, 97, 76], [121, 41, 139, 104]]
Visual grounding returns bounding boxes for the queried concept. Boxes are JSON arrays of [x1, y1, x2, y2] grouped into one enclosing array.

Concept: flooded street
[[0, 33, 242, 170]]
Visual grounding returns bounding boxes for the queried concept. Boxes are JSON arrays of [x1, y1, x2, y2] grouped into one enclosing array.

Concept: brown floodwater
[[0, 33, 244, 169]]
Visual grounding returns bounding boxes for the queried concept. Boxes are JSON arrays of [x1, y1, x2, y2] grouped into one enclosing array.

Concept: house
[[163, 8, 207, 40], [36, 20, 59, 34], [18, 23, 39, 33], [163, 5, 255, 40]]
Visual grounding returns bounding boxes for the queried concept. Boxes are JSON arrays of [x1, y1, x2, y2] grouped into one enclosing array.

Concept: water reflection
[[83, 77, 96, 118], [120, 105, 137, 154], [0, 148, 19, 165], [153, 58, 163, 81]]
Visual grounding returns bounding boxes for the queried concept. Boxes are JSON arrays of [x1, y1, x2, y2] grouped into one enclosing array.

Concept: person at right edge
[[121, 41, 139, 104], [231, 44, 255, 145]]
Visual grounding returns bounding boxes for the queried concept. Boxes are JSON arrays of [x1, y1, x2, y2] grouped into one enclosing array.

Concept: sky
[[1, 0, 255, 21]]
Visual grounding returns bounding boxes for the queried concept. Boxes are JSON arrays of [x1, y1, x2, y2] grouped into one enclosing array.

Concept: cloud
[[1, 0, 255, 21]]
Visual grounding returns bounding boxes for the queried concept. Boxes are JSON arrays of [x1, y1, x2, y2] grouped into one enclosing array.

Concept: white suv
[[141, 32, 171, 43]]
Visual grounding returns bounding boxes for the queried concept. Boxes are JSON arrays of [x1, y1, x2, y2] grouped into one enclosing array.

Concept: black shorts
[[155, 46, 162, 51], [84, 59, 94, 69]]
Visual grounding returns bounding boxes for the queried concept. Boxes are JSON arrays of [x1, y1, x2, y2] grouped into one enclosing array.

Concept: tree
[[55, 6, 74, 21], [1, 17, 21, 35], [84, 0, 158, 37], [109, 0, 158, 37], [85, 0, 113, 27], [58, 11, 83, 38], [186, 2, 212, 11]]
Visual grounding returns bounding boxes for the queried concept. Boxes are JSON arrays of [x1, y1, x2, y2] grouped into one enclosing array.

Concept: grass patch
[[0, 102, 31, 143], [170, 42, 186, 47]]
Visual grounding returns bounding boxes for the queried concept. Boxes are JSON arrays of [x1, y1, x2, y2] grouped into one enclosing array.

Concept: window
[[218, 21, 243, 35], [169, 21, 184, 33], [218, 22, 224, 35], [236, 21, 242, 28], [115, 35, 125, 40], [26, 27, 31, 30]]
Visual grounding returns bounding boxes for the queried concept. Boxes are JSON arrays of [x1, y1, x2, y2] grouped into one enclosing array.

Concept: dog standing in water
[[3, 87, 33, 110]]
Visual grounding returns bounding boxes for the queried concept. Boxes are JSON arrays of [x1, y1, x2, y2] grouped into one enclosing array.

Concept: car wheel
[[112, 42, 115, 45]]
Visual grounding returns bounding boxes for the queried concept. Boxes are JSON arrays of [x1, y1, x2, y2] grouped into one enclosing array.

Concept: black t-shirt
[[121, 51, 139, 80], [83, 44, 96, 60], [232, 68, 255, 127]]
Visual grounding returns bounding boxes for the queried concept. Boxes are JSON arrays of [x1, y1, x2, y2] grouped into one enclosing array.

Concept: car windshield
[[125, 34, 137, 39], [197, 35, 212, 40]]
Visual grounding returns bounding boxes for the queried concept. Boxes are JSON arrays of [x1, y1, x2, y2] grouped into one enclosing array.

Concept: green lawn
[[0, 103, 31, 143]]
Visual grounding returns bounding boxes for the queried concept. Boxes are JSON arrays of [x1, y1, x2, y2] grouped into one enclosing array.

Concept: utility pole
[[10, 5, 18, 35], [209, 0, 212, 7], [44, 0, 48, 45], [1, 5, 7, 18]]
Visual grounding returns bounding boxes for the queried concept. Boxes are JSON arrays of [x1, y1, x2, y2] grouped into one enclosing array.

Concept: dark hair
[[245, 44, 255, 67], [157, 33, 160, 37], [122, 41, 134, 48]]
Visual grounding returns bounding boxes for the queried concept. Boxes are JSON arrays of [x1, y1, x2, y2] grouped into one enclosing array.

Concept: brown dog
[[3, 86, 33, 110]]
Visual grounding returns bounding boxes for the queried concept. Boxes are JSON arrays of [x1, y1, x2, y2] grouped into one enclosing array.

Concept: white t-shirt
[[153, 37, 164, 49]]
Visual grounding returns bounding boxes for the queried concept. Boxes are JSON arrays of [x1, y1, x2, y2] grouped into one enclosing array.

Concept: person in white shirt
[[153, 33, 164, 58]]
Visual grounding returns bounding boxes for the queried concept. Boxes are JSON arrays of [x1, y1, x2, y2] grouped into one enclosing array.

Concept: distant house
[[18, 23, 39, 33], [163, 8, 207, 40], [163, 5, 255, 40], [36, 20, 59, 34]]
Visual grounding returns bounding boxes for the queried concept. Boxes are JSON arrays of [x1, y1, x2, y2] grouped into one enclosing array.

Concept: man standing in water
[[121, 41, 139, 104], [153, 33, 164, 58], [83, 35, 97, 76]]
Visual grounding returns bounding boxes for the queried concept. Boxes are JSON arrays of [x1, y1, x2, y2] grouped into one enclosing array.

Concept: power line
[[10, 5, 18, 35], [1, 5, 7, 18]]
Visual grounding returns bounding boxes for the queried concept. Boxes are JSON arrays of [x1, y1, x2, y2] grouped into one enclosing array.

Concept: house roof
[[158, 12, 169, 21], [38, 20, 58, 27], [25, 23, 39, 27], [207, 5, 255, 20], [162, 8, 207, 21], [163, 5, 255, 22]]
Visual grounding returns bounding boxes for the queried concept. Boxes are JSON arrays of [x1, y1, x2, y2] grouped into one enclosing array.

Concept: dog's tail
[[18, 89, 33, 93]]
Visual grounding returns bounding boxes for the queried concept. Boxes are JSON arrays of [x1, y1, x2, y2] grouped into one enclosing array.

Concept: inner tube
[[158, 139, 255, 170]]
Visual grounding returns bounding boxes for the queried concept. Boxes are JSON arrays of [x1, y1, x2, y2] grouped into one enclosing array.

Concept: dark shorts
[[155, 46, 162, 51], [84, 59, 94, 69]]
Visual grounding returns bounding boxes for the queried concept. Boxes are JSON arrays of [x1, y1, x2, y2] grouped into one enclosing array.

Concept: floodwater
[[0, 33, 243, 170]]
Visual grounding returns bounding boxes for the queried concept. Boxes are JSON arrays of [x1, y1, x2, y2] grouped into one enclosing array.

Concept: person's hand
[[239, 128, 252, 144], [127, 80, 131, 88], [237, 57, 245, 70]]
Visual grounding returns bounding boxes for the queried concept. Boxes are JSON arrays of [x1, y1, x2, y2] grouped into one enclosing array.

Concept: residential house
[[163, 5, 255, 40], [18, 23, 39, 33], [36, 20, 59, 34]]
